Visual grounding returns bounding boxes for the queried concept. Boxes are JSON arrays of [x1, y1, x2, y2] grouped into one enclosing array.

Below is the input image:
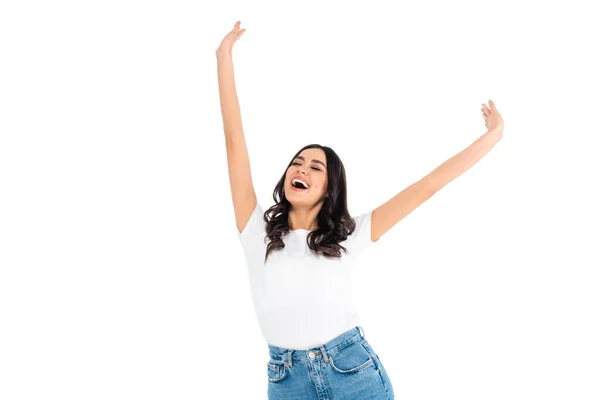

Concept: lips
[[291, 175, 310, 188]]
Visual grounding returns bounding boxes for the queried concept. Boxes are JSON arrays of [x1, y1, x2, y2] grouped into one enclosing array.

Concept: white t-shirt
[[236, 201, 376, 350]]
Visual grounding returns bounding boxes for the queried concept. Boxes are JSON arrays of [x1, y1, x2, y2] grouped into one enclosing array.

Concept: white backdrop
[[1, 0, 599, 399]]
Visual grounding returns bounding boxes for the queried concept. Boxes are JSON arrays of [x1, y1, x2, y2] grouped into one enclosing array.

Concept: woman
[[217, 21, 504, 400]]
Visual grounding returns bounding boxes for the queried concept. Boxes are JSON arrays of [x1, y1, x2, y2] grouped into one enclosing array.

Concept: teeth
[[292, 178, 309, 189]]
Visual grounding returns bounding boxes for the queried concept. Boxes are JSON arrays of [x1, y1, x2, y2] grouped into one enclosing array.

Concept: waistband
[[267, 326, 366, 368]]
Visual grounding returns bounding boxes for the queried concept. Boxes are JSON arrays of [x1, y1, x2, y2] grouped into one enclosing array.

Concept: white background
[[1, 0, 599, 399]]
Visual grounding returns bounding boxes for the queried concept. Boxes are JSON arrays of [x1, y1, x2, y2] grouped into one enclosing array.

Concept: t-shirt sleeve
[[344, 210, 376, 260], [236, 201, 266, 252]]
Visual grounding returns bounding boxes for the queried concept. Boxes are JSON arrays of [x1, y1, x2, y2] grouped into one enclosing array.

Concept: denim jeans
[[266, 326, 394, 399]]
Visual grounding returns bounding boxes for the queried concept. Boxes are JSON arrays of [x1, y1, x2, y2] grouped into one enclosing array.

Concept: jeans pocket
[[360, 339, 384, 366], [359, 339, 395, 398], [267, 358, 288, 383], [328, 340, 374, 374]]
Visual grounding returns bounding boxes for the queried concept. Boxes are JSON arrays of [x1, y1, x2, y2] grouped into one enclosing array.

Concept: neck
[[288, 205, 321, 231]]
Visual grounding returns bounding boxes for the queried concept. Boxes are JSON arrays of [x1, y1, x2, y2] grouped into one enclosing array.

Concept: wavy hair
[[261, 144, 358, 264]]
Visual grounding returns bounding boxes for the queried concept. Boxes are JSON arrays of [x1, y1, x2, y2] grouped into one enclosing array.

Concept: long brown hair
[[261, 144, 359, 264]]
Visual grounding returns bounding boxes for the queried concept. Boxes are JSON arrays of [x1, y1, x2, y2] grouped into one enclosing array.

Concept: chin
[[286, 194, 309, 205]]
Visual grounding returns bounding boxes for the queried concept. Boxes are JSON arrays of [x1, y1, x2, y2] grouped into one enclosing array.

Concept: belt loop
[[358, 326, 365, 339], [320, 344, 330, 363], [286, 349, 292, 368]]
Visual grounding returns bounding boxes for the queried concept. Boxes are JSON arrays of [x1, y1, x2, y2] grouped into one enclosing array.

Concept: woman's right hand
[[482, 100, 504, 136], [216, 21, 246, 58]]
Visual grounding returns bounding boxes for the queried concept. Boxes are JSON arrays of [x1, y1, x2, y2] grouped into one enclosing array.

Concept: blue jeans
[[266, 326, 395, 399]]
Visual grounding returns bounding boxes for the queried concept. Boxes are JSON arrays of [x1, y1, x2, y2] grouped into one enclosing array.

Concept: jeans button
[[308, 351, 315, 359]]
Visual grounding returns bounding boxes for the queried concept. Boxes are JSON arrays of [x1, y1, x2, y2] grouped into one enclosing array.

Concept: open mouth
[[291, 179, 309, 190]]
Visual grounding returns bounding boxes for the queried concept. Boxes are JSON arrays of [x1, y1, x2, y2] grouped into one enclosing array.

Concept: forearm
[[217, 51, 244, 146], [429, 129, 503, 190]]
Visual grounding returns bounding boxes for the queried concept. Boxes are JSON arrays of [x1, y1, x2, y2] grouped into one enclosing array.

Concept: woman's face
[[284, 148, 328, 207]]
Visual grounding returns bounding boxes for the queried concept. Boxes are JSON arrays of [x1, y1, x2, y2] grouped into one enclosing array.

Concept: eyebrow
[[295, 156, 327, 169]]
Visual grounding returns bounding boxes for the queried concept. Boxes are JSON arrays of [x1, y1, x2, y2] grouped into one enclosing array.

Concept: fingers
[[231, 21, 245, 40], [482, 104, 490, 121], [481, 102, 490, 127], [482, 100, 501, 129], [482, 100, 498, 112]]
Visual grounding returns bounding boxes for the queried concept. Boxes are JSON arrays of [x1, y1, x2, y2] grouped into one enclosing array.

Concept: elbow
[[425, 174, 443, 194]]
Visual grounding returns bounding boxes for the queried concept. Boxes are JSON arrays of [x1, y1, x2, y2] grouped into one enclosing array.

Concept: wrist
[[216, 48, 232, 60], [490, 127, 504, 141]]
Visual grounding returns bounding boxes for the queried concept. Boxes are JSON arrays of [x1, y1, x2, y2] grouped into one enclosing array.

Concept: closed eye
[[292, 162, 320, 171]]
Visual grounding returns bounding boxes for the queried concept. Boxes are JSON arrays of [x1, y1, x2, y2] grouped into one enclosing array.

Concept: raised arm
[[216, 22, 256, 233], [370, 100, 505, 242]]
